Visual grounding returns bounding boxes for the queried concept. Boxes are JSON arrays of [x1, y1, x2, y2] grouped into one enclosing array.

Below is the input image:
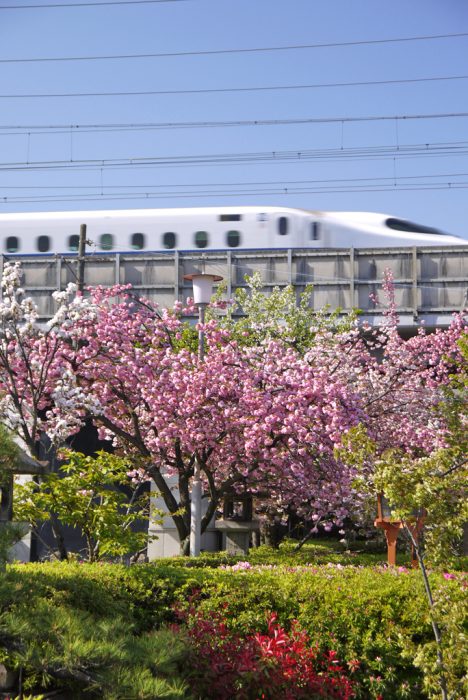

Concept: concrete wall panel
[[2, 246, 466, 330]]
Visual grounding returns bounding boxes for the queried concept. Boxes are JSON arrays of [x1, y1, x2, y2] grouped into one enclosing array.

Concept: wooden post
[[380, 522, 401, 566], [78, 224, 87, 294], [375, 493, 425, 567]]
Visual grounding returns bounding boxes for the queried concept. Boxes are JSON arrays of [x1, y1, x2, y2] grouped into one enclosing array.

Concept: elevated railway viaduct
[[2, 245, 467, 331]]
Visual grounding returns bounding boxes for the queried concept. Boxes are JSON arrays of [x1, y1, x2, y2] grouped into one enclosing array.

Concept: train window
[[310, 222, 320, 241], [194, 231, 209, 248], [385, 218, 448, 236], [162, 232, 177, 249], [131, 232, 145, 250], [219, 214, 242, 222], [6, 236, 19, 253], [68, 235, 79, 251], [100, 233, 114, 251], [278, 216, 289, 236], [37, 235, 50, 253], [226, 230, 241, 248]]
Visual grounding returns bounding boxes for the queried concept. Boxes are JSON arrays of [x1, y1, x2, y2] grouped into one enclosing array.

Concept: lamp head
[[184, 273, 223, 305]]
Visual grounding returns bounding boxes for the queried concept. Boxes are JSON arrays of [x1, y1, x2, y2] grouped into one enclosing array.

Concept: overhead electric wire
[[3, 183, 468, 199], [1, 111, 468, 135], [2, 182, 468, 205], [2, 74, 468, 99], [1, 31, 467, 62], [2, 171, 468, 190], [1, 140, 468, 173], [0, 142, 468, 170], [0, 0, 187, 9]]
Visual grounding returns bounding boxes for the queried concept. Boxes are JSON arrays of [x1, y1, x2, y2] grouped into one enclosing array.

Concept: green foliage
[[211, 271, 358, 353], [160, 539, 388, 570], [370, 332, 467, 568], [14, 451, 161, 562], [0, 426, 27, 569], [375, 448, 467, 567], [0, 424, 19, 472], [0, 521, 28, 571], [341, 410, 467, 570], [340, 412, 468, 698], [0, 598, 188, 698], [167, 564, 467, 699], [398, 577, 468, 700], [0, 562, 191, 698], [2, 556, 466, 699], [171, 324, 199, 354]]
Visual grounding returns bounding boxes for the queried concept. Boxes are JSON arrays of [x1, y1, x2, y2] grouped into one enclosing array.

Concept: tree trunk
[[180, 536, 190, 556], [294, 528, 317, 551], [148, 465, 190, 552], [148, 464, 219, 557], [49, 513, 68, 560], [261, 515, 283, 548]]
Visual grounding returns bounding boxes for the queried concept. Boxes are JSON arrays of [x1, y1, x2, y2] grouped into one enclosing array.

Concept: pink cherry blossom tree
[[38, 282, 364, 553], [0, 263, 89, 557], [220, 271, 466, 543], [0, 263, 465, 554]]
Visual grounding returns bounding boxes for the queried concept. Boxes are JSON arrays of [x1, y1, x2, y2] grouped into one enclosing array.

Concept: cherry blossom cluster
[[0, 262, 465, 542]]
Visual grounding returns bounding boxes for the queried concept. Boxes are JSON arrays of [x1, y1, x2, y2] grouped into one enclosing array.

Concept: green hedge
[[0, 563, 190, 698], [1, 557, 466, 699], [162, 563, 467, 698]]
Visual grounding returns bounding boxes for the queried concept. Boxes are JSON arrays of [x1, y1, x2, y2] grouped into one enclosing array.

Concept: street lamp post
[[183, 271, 223, 557]]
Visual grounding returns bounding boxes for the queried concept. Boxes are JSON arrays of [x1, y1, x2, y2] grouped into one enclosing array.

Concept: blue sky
[[1, 0, 468, 237]]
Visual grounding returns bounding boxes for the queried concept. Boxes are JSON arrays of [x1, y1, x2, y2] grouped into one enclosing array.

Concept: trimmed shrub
[[167, 563, 467, 699], [1, 557, 466, 698], [179, 608, 356, 699]]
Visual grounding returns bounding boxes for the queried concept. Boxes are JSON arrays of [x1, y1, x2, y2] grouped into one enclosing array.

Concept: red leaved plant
[[178, 608, 356, 699]]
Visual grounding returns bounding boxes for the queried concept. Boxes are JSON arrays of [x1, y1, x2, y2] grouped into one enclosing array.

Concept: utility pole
[[78, 224, 87, 294], [183, 270, 223, 556]]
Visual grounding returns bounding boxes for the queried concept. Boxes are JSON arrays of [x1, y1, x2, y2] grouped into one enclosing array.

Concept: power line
[[1, 31, 467, 62], [2, 74, 468, 99], [0, 0, 187, 9], [2, 111, 468, 135], [2, 183, 468, 204], [1, 140, 468, 172], [3, 183, 468, 199], [2, 171, 468, 189]]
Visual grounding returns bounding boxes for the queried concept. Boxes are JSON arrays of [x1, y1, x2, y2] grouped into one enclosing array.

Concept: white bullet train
[[0, 206, 465, 255]]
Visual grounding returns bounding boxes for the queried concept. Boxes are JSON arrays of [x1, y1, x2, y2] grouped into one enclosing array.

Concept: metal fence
[[2, 245, 467, 330]]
